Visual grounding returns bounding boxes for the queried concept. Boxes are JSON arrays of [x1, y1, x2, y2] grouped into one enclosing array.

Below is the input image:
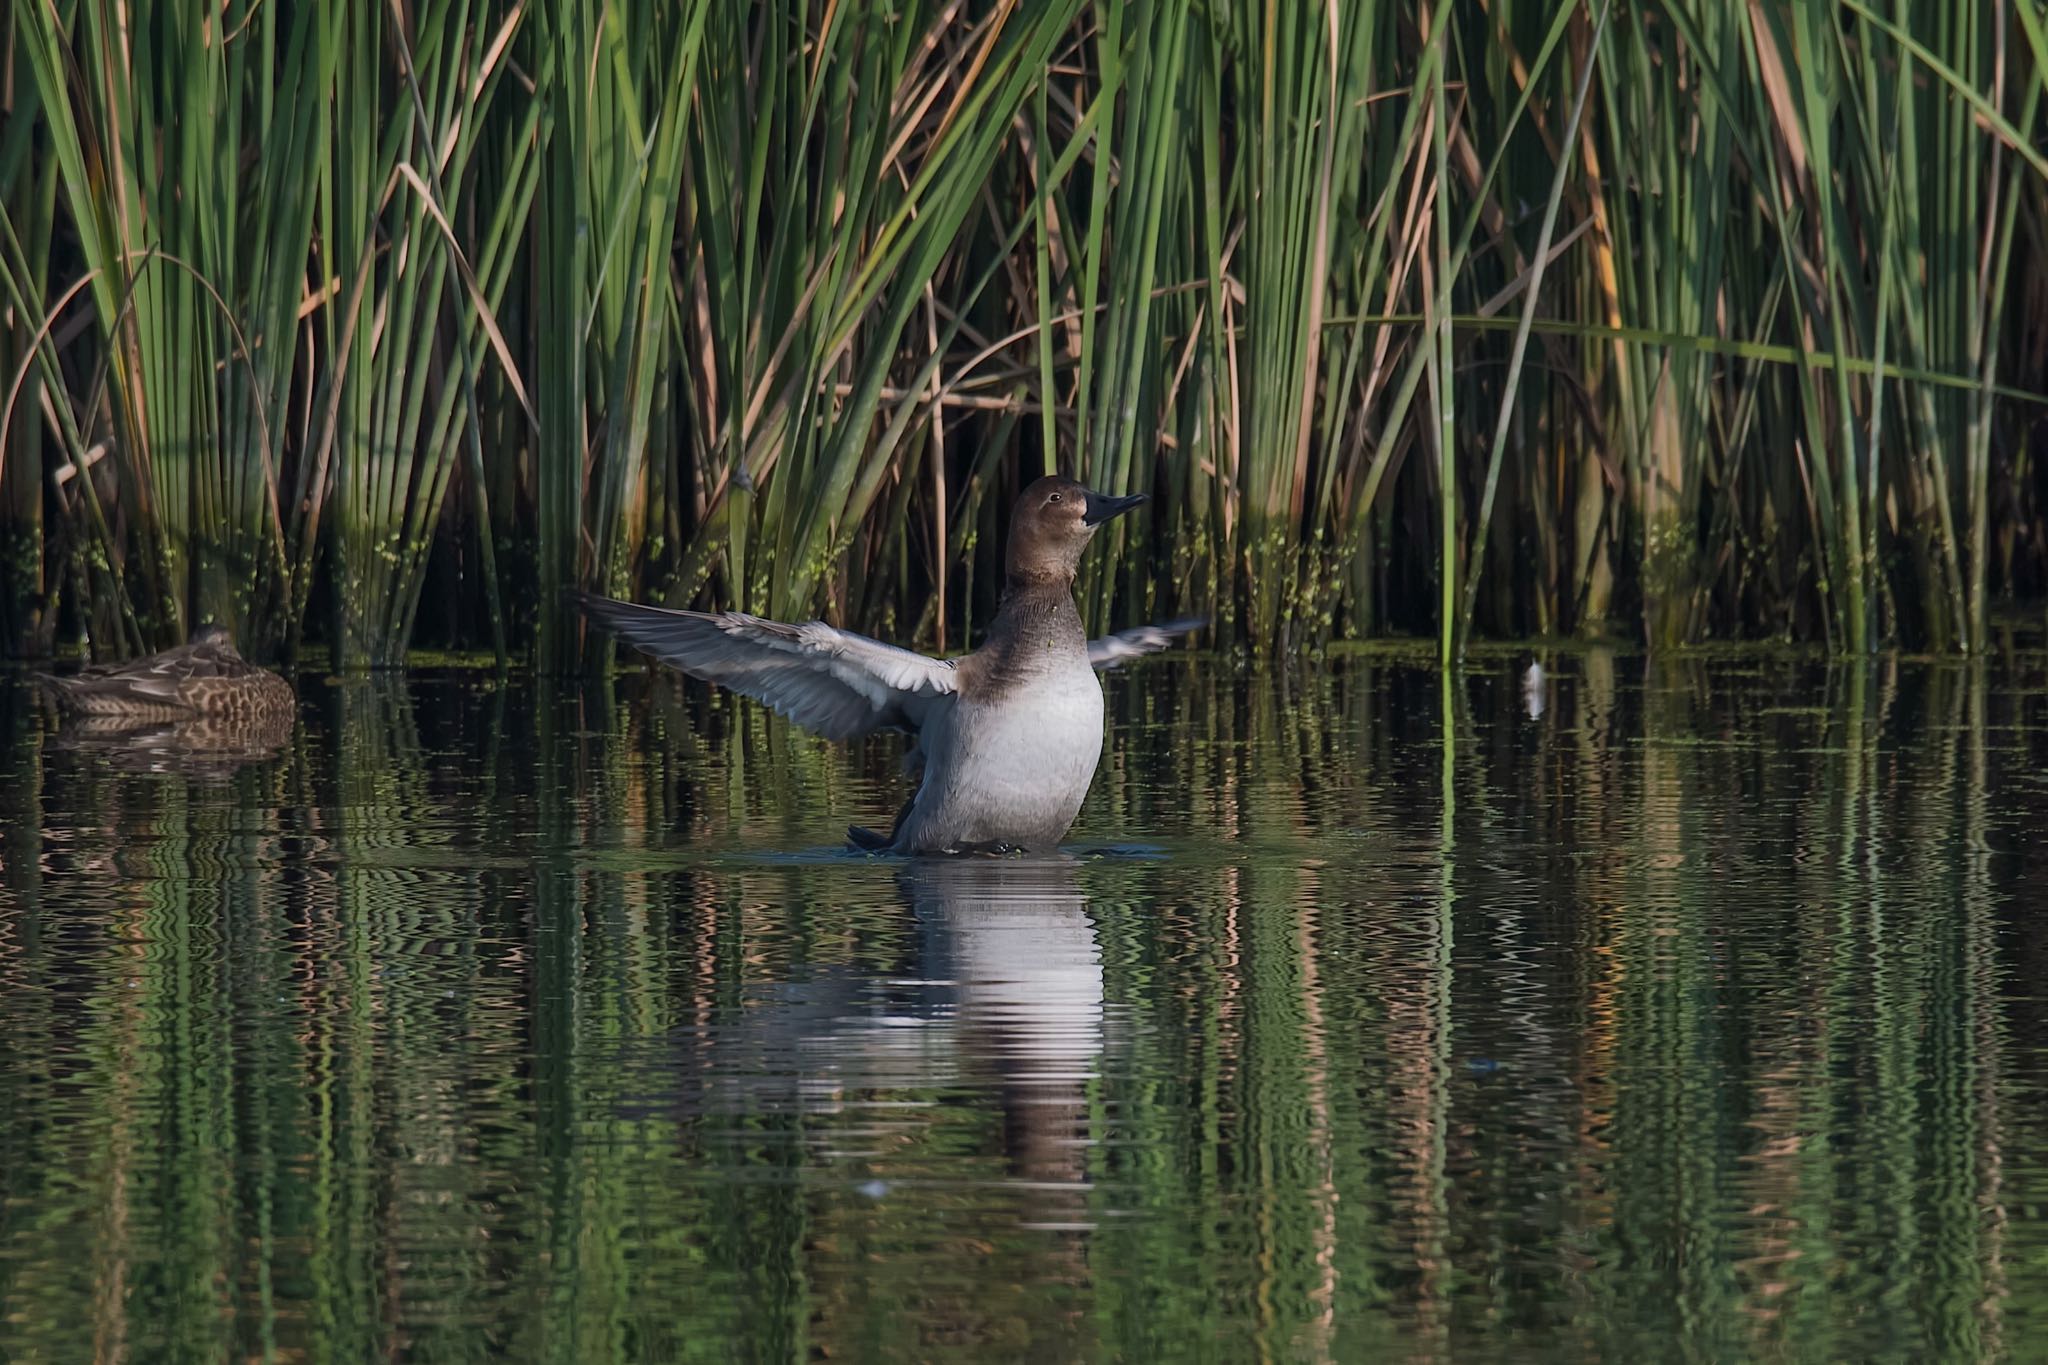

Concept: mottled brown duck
[[39, 625, 296, 724]]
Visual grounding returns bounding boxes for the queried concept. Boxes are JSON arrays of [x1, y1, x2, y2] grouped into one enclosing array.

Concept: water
[[2, 652, 2045, 1363]]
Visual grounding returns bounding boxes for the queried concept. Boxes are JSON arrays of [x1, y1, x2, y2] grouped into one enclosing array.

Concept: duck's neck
[[984, 575, 1087, 668], [1002, 564, 1074, 597]]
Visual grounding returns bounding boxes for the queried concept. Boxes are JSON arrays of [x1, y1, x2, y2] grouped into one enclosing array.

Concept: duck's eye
[[1046, 492, 1063, 504]]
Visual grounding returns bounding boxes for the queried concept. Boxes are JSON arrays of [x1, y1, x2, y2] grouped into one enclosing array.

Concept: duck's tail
[[33, 672, 86, 710], [846, 790, 921, 854]]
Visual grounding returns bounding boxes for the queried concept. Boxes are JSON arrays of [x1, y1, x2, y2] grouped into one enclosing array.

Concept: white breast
[[906, 662, 1104, 849]]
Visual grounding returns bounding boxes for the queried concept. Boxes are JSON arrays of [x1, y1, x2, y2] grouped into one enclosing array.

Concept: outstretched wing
[[1087, 617, 1205, 670], [579, 594, 957, 741]]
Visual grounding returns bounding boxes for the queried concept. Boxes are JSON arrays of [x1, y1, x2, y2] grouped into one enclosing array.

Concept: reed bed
[[2, 0, 2044, 667]]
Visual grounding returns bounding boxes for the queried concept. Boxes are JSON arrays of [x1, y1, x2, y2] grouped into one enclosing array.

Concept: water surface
[[2, 653, 2045, 1362]]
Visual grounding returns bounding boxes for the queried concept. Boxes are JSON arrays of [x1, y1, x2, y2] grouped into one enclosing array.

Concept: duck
[[580, 476, 1200, 854], [38, 624, 296, 723]]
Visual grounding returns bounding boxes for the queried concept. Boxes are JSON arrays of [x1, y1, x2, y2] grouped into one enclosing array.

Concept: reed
[[3, 0, 2043, 666]]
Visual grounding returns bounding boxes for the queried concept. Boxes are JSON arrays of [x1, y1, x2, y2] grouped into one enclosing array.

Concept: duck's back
[[48, 640, 294, 721]]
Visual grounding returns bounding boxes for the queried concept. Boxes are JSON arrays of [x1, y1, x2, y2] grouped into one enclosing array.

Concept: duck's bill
[[1081, 490, 1148, 526]]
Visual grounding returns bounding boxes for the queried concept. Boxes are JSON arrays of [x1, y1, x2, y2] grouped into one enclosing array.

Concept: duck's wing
[[580, 594, 958, 741], [1087, 617, 1205, 670], [178, 641, 266, 681], [42, 639, 207, 711]]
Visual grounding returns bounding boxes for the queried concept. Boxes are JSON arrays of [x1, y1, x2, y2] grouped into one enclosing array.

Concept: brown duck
[[39, 624, 296, 723], [581, 476, 1200, 854]]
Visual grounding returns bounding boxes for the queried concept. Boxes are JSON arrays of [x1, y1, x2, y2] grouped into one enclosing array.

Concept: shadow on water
[[0, 651, 2046, 1360]]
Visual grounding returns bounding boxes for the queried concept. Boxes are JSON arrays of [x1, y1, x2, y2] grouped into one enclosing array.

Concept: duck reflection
[[682, 855, 1108, 1190], [904, 855, 1104, 1184], [47, 707, 295, 778]]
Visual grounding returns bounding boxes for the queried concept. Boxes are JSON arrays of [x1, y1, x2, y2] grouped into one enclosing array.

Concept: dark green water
[[2, 654, 2045, 1363]]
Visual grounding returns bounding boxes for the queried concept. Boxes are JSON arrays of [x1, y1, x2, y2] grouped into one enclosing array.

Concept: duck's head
[[189, 623, 235, 650], [1006, 476, 1147, 583]]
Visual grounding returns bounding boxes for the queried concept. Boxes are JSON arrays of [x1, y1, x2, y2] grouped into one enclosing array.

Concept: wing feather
[[579, 594, 956, 741], [1087, 617, 1205, 670]]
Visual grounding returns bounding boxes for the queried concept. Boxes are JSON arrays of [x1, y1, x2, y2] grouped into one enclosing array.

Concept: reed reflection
[[0, 656, 2044, 1363]]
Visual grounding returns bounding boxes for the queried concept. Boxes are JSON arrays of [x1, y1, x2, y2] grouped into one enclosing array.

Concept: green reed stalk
[[5, 0, 2046, 662], [1227, 0, 1382, 647], [1795, 0, 1870, 651], [536, 0, 709, 672], [0, 44, 54, 655], [1429, 7, 1456, 667], [1072, 0, 1191, 628], [664, 0, 1086, 640], [1457, 1, 1610, 654], [320, 0, 527, 668]]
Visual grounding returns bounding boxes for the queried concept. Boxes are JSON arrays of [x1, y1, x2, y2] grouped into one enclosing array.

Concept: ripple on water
[[0, 657, 2045, 1361]]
